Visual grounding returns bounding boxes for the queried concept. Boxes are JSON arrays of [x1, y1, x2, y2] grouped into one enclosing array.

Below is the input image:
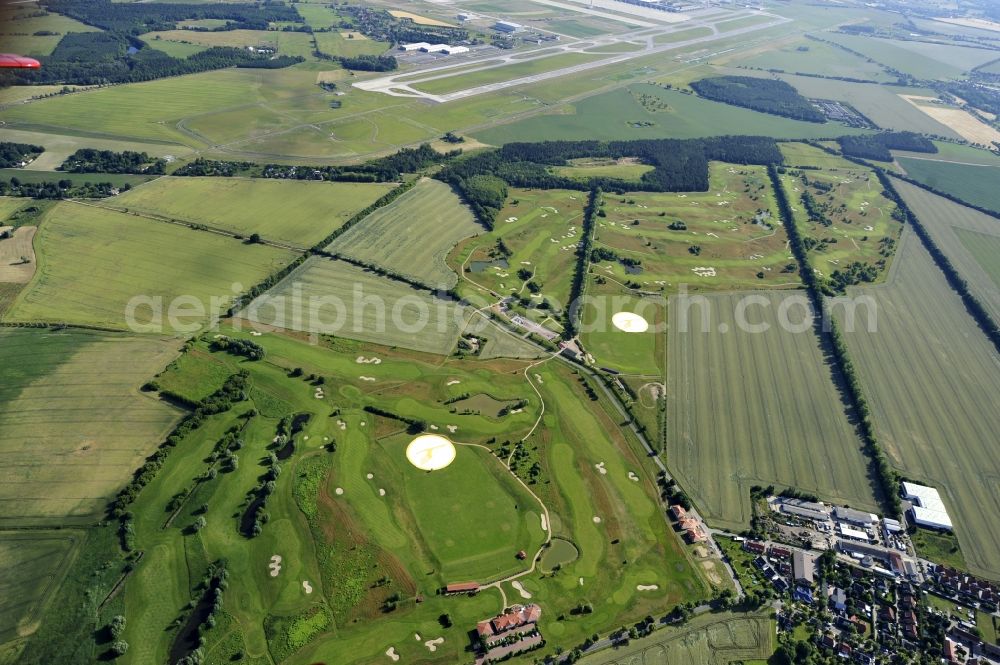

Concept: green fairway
[[249, 256, 469, 355], [837, 230, 1000, 580], [897, 157, 1000, 215], [0, 329, 181, 523], [667, 291, 879, 530], [328, 178, 480, 288], [106, 177, 395, 247], [5, 202, 297, 328], [891, 177, 1000, 321], [474, 84, 870, 144]]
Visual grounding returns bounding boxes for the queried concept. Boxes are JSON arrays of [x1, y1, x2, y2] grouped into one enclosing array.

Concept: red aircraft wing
[[0, 54, 41, 69]]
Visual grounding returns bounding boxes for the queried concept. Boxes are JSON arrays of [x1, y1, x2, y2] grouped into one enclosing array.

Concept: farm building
[[494, 20, 524, 33], [793, 551, 816, 586], [833, 506, 879, 527], [902, 482, 953, 531]]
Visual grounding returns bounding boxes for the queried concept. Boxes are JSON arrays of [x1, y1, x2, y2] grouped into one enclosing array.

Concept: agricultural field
[[772, 75, 960, 138], [740, 37, 896, 82], [890, 177, 1000, 321], [0, 3, 99, 57], [580, 611, 774, 664], [4, 202, 296, 329], [0, 531, 83, 646], [141, 38, 208, 59], [591, 163, 798, 294], [327, 179, 481, 288], [475, 83, 871, 145], [897, 155, 1000, 215], [247, 256, 471, 355], [451, 188, 588, 309], [0, 328, 182, 524], [667, 290, 879, 531], [106, 177, 395, 247], [777, 152, 903, 288], [822, 33, 1000, 80], [313, 30, 390, 58], [96, 325, 708, 665], [836, 229, 1000, 580]]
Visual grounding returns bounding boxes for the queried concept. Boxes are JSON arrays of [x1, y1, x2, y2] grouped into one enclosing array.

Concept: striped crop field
[[327, 178, 481, 289], [838, 230, 1000, 580], [667, 291, 879, 531]]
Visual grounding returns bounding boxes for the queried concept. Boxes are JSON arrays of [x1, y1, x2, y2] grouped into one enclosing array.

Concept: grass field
[[140, 29, 314, 59], [97, 325, 707, 665], [552, 157, 655, 182], [106, 177, 395, 247], [313, 30, 388, 58], [667, 291, 879, 531], [249, 256, 470, 355], [141, 38, 209, 58], [580, 611, 774, 664], [0, 4, 99, 56], [890, 177, 1000, 322], [5, 202, 296, 328], [773, 75, 960, 138], [475, 83, 871, 144], [0, 127, 191, 171], [837, 229, 1000, 580], [327, 179, 480, 288], [0, 530, 83, 645], [0, 329, 181, 524], [823, 33, 999, 80], [897, 157, 1000, 215], [741, 38, 895, 82]]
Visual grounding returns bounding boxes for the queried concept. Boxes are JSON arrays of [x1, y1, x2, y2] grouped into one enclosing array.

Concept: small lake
[[470, 258, 509, 273], [540, 538, 579, 571]]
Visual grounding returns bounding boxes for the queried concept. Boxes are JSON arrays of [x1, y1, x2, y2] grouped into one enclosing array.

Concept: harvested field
[[4, 202, 296, 329], [890, 177, 1000, 323], [247, 256, 469, 355], [0, 226, 36, 283], [388, 10, 454, 27], [667, 291, 878, 530], [328, 179, 480, 289], [105, 177, 395, 247], [837, 230, 1000, 580], [0, 329, 182, 524], [899, 95, 1000, 146]]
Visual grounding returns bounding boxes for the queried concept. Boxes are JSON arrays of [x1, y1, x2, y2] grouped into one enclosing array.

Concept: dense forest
[[436, 136, 784, 227], [60, 149, 166, 174], [0, 142, 45, 168], [689, 76, 826, 123], [38, 0, 301, 34], [836, 132, 937, 161], [0, 177, 127, 199], [336, 54, 398, 72]]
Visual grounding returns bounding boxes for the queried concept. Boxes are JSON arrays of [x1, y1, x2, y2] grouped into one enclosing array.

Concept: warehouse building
[[494, 20, 524, 33], [902, 482, 953, 531], [833, 506, 879, 527]]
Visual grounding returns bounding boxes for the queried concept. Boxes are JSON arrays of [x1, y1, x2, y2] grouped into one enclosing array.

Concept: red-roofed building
[[669, 505, 687, 520], [476, 604, 542, 646]]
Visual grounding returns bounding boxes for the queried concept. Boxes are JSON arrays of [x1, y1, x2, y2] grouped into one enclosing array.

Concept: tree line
[[689, 75, 826, 123], [564, 188, 601, 339], [769, 164, 902, 518], [60, 148, 166, 174], [0, 141, 44, 168], [0, 177, 127, 199], [836, 131, 936, 161]]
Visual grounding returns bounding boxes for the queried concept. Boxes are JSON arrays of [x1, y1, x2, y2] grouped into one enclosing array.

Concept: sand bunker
[[579, 577, 584, 586], [356, 356, 382, 365], [447, 425, 457, 433], [337, 420, 347, 430], [302, 580, 313, 594], [379, 488, 386, 496], [612, 312, 649, 333], [360, 376, 376, 382], [406, 434, 457, 471], [386, 647, 399, 662], [540, 514, 548, 531], [269, 555, 282, 577], [425, 637, 444, 652], [627, 471, 639, 482], [367, 473, 374, 480], [447, 380, 461, 386], [637, 584, 659, 591], [512, 581, 532, 599], [592, 516, 602, 524], [595, 462, 607, 475], [335, 487, 344, 496]]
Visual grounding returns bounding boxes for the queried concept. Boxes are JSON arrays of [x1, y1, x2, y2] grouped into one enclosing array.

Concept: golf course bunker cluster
[[406, 434, 457, 471]]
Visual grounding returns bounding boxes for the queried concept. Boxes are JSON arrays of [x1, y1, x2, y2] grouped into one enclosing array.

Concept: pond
[[470, 258, 509, 273], [540, 537, 579, 571]]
